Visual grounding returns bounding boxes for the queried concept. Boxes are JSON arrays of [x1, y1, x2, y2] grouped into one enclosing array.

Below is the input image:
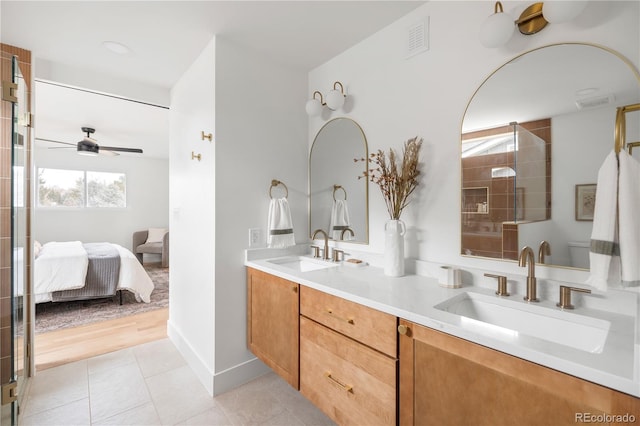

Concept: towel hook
[[269, 179, 288, 199], [333, 185, 347, 201], [614, 103, 640, 154]]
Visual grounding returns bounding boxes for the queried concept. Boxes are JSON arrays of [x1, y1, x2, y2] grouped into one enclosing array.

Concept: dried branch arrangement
[[356, 136, 423, 220]]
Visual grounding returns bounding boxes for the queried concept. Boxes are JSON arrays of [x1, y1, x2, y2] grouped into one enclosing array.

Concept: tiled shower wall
[[1, 44, 31, 387]]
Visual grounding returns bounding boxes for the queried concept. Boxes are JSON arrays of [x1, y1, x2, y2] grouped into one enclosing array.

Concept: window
[[37, 168, 126, 208]]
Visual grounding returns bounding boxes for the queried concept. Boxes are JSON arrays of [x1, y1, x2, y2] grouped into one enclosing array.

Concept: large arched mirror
[[461, 43, 640, 269], [310, 118, 368, 243]]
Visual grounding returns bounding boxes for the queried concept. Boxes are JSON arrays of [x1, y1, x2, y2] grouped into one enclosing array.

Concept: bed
[[33, 241, 154, 304]]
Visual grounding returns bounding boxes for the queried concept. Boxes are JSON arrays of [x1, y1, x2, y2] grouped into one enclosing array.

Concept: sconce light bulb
[[325, 89, 346, 111], [305, 98, 323, 116], [479, 7, 515, 48], [542, 1, 588, 24]]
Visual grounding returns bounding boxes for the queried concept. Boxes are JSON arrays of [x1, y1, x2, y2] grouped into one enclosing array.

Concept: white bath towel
[[618, 150, 640, 283], [267, 197, 295, 248], [329, 199, 351, 240], [587, 150, 640, 290]]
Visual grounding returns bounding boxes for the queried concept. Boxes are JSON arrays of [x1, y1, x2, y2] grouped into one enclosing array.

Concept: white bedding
[[33, 241, 154, 303], [34, 241, 88, 293]]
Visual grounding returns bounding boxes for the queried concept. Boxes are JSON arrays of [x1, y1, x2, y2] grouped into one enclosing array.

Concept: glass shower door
[[1, 55, 28, 426]]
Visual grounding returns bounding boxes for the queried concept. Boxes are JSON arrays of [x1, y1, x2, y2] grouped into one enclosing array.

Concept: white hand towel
[[329, 199, 351, 240], [586, 150, 619, 291], [618, 150, 640, 283], [267, 198, 295, 248]]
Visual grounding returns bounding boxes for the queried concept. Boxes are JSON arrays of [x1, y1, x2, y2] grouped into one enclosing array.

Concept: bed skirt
[[51, 243, 121, 302]]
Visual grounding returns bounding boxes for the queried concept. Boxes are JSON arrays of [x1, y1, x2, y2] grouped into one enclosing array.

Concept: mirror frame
[[309, 117, 369, 244], [459, 42, 640, 269]]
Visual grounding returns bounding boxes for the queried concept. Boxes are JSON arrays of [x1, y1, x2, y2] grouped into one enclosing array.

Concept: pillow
[[146, 228, 168, 243], [34, 240, 42, 257]]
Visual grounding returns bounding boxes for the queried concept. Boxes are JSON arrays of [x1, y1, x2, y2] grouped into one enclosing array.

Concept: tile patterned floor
[[21, 339, 335, 426]]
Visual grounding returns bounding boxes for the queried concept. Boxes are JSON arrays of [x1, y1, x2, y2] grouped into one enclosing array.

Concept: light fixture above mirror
[[479, 1, 588, 48], [305, 81, 347, 117]]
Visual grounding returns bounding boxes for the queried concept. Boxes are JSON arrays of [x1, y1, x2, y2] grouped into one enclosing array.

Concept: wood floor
[[35, 307, 169, 371]]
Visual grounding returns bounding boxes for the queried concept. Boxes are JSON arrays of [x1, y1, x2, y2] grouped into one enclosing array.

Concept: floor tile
[[22, 360, 89, 417], [145, 364, 217, 425], [20, 397, 90, 426], [89, 361, 151, 423], [177, 405, 232, 425], [133, 338, 186, 378], [87, 347, 136, 375], [93, 402, 161, 426], [22, 339, 336, 426], [215, 374, 288, 425]]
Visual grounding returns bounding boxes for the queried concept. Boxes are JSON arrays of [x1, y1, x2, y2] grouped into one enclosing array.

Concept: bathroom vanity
[[246, 254, 639, 425]]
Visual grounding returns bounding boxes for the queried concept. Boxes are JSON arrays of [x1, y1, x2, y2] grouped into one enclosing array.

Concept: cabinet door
[[300, 316, 396, 425], [247, 268, 299, 389], [398, 319, 640, 426]]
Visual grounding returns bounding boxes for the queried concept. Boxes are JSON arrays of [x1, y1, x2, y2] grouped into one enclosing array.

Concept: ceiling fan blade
[[98, 149, 119, 157], [35, 137, 76, 146], [100, 146, 143, 154]]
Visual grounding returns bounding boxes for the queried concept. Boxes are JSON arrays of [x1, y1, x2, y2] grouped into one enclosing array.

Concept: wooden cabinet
[[299, 286, 398, 425], [246, 268, 299, 389], [398, 319, 640, 426]]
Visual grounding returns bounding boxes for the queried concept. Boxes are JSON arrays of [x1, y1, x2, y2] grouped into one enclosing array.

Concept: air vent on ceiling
[[406, 18, 429, 59], [575, 94, 615, 110]]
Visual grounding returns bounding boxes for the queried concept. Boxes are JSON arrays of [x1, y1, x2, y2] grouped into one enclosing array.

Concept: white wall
[[168, 37, 217, 394], [308, 1, 639, 281], [33, 147, 169, 250], [168, 35, 307, 395], [213, 37, 308, 394]]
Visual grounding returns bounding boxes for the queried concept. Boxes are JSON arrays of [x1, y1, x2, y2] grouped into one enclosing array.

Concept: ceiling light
[[102, 41, 131, 55]]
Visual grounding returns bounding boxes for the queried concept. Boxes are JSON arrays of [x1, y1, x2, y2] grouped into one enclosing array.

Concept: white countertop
[[245, 251, 640, 398]]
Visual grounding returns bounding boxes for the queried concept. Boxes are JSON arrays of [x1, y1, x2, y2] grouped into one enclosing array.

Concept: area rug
[[35, 263, 168, 334]]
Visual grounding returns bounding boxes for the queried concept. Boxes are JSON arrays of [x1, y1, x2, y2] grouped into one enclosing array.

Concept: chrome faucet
[[311, 229, 330, 261], [518, 246, 539, 302], [339, 227, 354, 240], [538, 240, 551, 264]]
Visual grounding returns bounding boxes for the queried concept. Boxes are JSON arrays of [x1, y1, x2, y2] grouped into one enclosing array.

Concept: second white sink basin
[[434, 292, 610, 353], [266, 256, 338, 273]]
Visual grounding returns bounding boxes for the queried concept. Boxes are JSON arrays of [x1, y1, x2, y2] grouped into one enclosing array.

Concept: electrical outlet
[[249, 228, 263, 248]]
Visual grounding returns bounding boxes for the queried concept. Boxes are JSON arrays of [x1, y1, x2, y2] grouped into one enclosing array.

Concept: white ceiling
[[2, 1, 425, 160], [1, 1, 425, 88]]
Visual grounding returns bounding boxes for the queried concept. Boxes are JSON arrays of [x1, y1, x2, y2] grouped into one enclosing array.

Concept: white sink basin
[[434, 292, 610, 353], [266, 256, 338, 272]]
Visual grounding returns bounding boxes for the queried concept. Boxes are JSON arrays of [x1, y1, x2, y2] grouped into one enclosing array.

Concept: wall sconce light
[[305, 81, 347, 117], [479, 1, 588, 48]]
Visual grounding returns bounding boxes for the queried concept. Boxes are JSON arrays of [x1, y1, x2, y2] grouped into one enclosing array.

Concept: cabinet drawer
[[300, 286, 397, 357], [300, 316, 396, 426]]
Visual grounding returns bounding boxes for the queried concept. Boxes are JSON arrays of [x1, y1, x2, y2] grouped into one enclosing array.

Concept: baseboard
[[213, 356, 271, 396], [167, 319, 215, 395], [167, 319, 271, 397]]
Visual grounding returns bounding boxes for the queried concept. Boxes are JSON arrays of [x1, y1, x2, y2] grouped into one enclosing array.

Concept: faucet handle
[[310, 245, 321, 258], [485, 273, 509, 296], [332, 249, 344, 262], [557, 285, 591, 309]]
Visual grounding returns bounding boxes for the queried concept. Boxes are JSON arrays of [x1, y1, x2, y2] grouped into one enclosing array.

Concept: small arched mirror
[[309, 118, 369, 243], [461, 43, 640, 269]]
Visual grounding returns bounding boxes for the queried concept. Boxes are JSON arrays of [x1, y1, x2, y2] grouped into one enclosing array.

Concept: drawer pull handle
[[325, 308, 354, 324], [324, 372, 353, 393]]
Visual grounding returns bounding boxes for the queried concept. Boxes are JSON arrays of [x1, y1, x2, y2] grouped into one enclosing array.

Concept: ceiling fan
[[36, 127, 143, 157]]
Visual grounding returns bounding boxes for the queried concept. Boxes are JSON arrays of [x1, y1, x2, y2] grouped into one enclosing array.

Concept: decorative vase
[[384, 219, 406, 277]]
